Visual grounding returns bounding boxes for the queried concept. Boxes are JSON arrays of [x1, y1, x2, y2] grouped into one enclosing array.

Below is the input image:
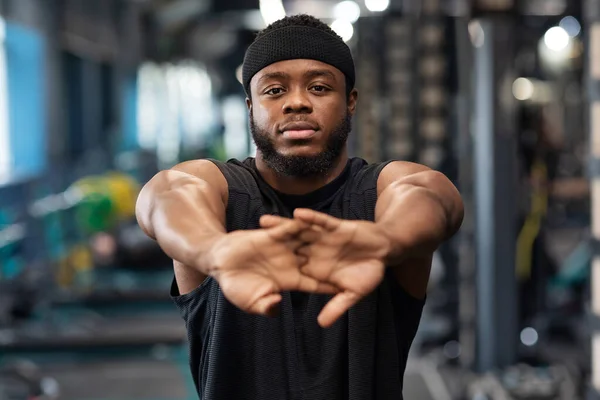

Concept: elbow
[[135, 170, 219, 240], [392, 170, 464, 236], [424, 171, 464, 237], [135, 169, 197, 240]]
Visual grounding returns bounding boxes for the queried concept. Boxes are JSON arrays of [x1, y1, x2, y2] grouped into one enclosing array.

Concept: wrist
[[377, 217, 444, 263], [196, 232, 229, 278], [375, 221, 408, 265]]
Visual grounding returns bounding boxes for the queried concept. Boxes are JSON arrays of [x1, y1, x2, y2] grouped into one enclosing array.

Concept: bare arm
[[135, 160, 228, 293], [375, 162, 464, 298]]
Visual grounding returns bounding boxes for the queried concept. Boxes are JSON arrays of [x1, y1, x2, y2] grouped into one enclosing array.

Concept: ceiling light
[[334, 1, 361, 23], [544, 26, 570, 52], [365, 0, 390, 12], [331, 19, 354, 42], [260, 0, 286, 26], [559, 16, 581, 37], [512, 77, 534, 101]]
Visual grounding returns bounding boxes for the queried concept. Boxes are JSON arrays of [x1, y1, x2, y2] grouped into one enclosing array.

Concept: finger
[[267, 219, 306, 241], [296, 245, 311, 257], [294, 208, 341, 232], [296, 254, 308, 266], [251, 293, 282, 316], [317, 291, 361, 328], [299, 263, 331, 282], [285, 238, 304, 251], [298, 228, 323, 244], [259, 214, 288, 229], [295, 274, 339, 295]]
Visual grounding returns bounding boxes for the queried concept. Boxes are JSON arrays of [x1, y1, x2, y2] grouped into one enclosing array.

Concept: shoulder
[[172, 157, 256, 182], [348, 159, 433, 195], [169, 159, 228, 203], [171, 159, 224, 179], [377, 161, 432, 195], [169, 158, 256, 206]]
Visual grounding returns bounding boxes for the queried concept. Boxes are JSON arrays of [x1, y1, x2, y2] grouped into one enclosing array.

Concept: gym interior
[[0, 0, 598, 399]]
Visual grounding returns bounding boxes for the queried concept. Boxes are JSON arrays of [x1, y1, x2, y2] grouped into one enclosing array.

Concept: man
[[136, 14, 463, 400]]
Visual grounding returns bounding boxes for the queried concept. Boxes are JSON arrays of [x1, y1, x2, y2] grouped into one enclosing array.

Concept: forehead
[[251, 59, 344, 85]]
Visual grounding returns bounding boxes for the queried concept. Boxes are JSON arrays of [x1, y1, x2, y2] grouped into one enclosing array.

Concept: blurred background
[[0, 0, 598, 399]]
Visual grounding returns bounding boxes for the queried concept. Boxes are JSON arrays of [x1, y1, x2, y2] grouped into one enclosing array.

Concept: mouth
[[280, 122, 319, 140]]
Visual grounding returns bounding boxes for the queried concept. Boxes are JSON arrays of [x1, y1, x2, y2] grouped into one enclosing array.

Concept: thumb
[[267, 219, 307, 241], [259, 214, 288, 229], [294, 208, 341, 232], [317, 291, 361, 328], [251, 293, 282, 316]]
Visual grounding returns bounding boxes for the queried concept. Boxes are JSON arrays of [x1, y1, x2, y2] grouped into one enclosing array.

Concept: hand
[[260, 209, 391, 328], [209, 216, 337, 318]]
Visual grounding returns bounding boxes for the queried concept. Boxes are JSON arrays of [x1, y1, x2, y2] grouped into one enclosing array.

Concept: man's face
[[248, 59, 358, 177]]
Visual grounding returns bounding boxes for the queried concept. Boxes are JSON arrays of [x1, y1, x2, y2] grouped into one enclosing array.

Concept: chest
[[225, 181, 378, 232]]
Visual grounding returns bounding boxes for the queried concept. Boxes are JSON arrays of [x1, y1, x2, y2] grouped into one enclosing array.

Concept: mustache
[[280, 117, 319, 126]]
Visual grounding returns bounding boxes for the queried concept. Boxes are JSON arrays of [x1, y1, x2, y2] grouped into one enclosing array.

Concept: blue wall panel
[[5, 21, 46, 177]]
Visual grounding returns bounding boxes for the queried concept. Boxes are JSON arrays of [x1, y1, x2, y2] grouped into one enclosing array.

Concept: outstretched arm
[[375, 161, 464, 298], [136, 160, 228, 292], [137, 160, 333, 314], [282, 162, 463, 327]]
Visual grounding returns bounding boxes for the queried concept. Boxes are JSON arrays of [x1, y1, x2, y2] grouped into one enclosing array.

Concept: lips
[[279, 121, 319, 140], [280, 122, 319, 132]]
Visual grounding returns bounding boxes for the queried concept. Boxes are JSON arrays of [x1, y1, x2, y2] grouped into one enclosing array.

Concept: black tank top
[[171, 157, 425, 400]]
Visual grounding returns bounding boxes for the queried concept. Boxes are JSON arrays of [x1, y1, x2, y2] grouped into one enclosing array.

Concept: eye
[[311, 85, 328, 92], [265, 87, 285, 95]]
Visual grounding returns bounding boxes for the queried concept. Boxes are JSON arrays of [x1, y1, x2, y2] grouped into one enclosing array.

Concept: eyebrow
[[257, 72, 290, 87], [303, 69, 337, 81], [256, 69, 338, 87]]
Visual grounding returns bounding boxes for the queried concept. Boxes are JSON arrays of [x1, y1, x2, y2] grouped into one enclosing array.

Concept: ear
[[347, 88, 358, 117], [246, 97, 252, 113]]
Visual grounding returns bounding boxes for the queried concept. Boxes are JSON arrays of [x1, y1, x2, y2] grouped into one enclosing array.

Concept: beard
[[250, 112, 351, 178]]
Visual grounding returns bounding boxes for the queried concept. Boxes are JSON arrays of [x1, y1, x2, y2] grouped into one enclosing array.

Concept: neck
[[254, 150, 349, 195]]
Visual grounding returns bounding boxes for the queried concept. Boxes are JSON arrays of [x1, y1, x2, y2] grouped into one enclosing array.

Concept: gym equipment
[[0, 347, 196, 400], [466, 363, 581, 400], [69, 171, 140, 235], [516, 159, 549, 282], [551, 240, 591, 289], [0, 359, 60, 400], [24, 170, 144, 288], [29, 170, 140, 235]]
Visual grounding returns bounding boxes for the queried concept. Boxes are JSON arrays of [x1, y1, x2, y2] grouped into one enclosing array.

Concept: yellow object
[[70, 244, 93, 272], [56, 245, 94, 288], [56, 256, 74, 288], [70, 171, 140, 233], [516, 159, 548, 281], [103, 172, 140, 219]]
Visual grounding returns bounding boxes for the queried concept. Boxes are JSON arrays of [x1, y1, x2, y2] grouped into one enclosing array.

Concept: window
[[136, 61, 218, 165], [2, 20, 46, 177]]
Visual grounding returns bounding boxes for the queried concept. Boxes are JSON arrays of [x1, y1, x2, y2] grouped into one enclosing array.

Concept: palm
[[300, 221, 387, 296], [260, 210, 390, 328], [216, 232, 302, 312], [211, 224, 336, 316]]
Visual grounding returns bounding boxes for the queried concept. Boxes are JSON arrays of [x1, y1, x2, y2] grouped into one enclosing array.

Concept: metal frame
[[455, 15, 477, 370], [586, 0, 600, 398], [472, 17, 519, 372]]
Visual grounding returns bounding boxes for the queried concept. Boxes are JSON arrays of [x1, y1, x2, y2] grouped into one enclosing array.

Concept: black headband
[[242, 25, 355, 95]]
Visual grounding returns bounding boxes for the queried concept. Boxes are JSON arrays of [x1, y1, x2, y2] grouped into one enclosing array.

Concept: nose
[[282, 88, 313, 114]]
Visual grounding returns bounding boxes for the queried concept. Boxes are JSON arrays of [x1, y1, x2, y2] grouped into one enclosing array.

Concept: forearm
[[375, 171, 463, 263], [136, 170, 226, 273]]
